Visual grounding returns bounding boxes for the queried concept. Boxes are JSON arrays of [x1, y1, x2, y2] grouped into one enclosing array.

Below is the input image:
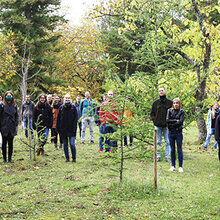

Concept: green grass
[[0, 125, 219, 219]]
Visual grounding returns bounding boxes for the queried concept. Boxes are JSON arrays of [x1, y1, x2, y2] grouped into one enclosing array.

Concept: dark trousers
[[168, 130, 183, 167], [78, 122, 82, 138], [51, 128, 62, 144], [124, 135, 133, 146], [2, 133, 14, 162]]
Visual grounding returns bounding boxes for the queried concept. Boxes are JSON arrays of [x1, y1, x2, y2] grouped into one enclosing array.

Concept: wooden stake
[[154, 130, 157, 189]]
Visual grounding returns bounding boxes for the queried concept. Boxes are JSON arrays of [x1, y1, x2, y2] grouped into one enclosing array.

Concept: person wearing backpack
[[56, 94, 78, 162], [79, 91, 96, 144], [0, 91, 19, 163]]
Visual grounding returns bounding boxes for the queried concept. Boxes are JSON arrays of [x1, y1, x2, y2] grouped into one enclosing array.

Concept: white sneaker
[[179, 167, 183, 172], [168, 166, 176, 171]]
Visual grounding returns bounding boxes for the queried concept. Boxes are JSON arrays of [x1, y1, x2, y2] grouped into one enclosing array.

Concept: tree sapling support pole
[[154, 130, 157, 189]]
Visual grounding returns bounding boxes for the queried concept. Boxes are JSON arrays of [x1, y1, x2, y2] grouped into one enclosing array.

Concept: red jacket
[[99, 101, 120, 125]]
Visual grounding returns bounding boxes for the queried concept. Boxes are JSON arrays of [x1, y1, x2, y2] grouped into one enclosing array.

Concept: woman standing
[[56, 94, 78, 162], [0, 91, 19, 163], [204, 102, 220, 149], [166, 98, 185, 172], [33, 93, 53, 156], [51, 95, 63, 150]]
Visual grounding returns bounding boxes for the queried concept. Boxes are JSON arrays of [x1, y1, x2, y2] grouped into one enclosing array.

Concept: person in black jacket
[[215, 115, 220, 160], [151, 86, 173, 162], [56, 94, 78, 162], [166, 98, 185, 172], [0, 91, 19, 163], [33, 93, 53, 156]]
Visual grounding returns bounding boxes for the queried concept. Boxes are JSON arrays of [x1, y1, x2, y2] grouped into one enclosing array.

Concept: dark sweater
[[56, 104, 78, 137], [166, 109, 185, 131], [215, 115, 220, 143], [0, 104, 19, 137], [33, 103, 53, 130], [151, 96, 173, 127]]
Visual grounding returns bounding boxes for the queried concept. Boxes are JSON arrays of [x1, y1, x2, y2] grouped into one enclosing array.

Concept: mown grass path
[[0, 126, 219, 219]]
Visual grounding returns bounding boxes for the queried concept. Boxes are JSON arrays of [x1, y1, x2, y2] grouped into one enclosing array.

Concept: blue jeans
[[37, 128, 49, 149], [204, 128, 217, 149], [23, 117, 33, 138], [155, 126, 171, 159], [62, 136, 76, 159], [168, 130, 183, 167], [98, 124, 105, 150], [104, 123, 118, 152]]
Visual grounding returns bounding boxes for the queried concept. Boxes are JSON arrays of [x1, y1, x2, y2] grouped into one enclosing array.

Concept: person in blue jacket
[[79, 91, 96, 144]]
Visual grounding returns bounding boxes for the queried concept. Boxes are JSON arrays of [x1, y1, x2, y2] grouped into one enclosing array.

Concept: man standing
[[74, 95, 82, 138], [56, 94, 78, 162], [151, 86, 173, 162], [22, 94, 35, 139], [99, 90, 119, 152], [79, 91, 96, 144]]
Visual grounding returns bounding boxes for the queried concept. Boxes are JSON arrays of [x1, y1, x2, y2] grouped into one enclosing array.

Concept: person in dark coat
[[56, 94, 78, 162], [150, 86, 173, 162], [215, 115, 220, 160], [166, 98, 185, 172], [33, 93, 53, 156], [0, 91, 19, 163]]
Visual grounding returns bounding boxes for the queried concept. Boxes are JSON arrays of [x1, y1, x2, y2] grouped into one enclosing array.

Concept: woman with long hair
[[0, 91, 19, 163], [166, 98, 185, 172], [33, 93, 53, 156]]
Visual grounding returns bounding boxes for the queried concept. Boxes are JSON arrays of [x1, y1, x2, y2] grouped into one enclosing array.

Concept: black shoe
[[157, 157, 161, 162], [72, 158, 76, 163], [65, 158, 70, 162]]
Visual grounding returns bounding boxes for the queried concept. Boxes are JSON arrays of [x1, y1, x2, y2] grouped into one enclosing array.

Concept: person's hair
[[158, 86, 165, 91], [4, 91, 15, 106], [212, 102, 219, 119], [171, 98, 181, 110], [36, 93, 50, 108], [76, 95, 81, 98]]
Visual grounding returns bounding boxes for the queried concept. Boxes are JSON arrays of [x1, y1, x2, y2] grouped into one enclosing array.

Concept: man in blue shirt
[[79, 91, 96, 144]]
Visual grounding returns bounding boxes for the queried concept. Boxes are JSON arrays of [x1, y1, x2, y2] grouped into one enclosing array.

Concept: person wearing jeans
[[99, 90, 119, 152], [166, 98, 185, 172], [56, 94, 78, 162], [62, 136, 76, 162], [204, 102, 220, 149], [33, 93, 53, 156], [151, 86, 173, 162], [22, 95, 35, 139], [79, 91, 96, 144]]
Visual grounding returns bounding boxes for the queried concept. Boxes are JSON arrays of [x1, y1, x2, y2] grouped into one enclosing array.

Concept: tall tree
[[93, 0, 220, 142], [0, 0, 64, 116]]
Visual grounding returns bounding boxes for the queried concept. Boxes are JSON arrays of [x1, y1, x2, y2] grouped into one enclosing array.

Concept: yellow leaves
[[0, 32, 17, 79]]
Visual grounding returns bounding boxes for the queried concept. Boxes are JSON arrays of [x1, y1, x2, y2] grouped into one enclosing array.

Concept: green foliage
[[0, 126, 219, 219]]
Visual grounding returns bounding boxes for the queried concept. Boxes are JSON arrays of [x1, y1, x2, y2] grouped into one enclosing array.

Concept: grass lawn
[[0, 125, 219, 219]]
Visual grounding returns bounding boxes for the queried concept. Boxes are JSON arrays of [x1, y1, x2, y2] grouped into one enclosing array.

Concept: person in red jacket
[[99, 90, 119, 152]]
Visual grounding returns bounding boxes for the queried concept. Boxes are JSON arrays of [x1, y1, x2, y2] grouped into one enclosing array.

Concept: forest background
[[0, 0, 219, 142]]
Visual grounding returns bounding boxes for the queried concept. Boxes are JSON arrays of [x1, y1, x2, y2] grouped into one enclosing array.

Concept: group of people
[[0, 88, 219, 169]]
